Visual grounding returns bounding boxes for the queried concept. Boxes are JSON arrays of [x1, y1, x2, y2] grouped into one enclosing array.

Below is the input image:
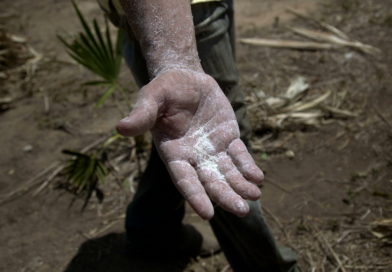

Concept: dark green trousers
[[120, 1, 300, 271]]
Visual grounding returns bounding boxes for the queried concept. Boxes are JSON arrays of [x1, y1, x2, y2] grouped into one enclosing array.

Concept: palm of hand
[[118, 70, 263, 219]]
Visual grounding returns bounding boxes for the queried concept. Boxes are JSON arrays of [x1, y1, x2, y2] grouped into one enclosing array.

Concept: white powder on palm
[[192, 127, 226, 182]]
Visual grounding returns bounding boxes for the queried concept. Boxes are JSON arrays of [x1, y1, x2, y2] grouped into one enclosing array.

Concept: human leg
[[192, 1, 300, 271], [211, 202, 299, 271]]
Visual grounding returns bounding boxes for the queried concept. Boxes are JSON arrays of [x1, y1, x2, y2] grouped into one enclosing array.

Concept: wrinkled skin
[[117, 69, 264, 220]]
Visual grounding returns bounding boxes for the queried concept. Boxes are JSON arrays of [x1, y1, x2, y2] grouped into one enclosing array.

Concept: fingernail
[[120, 116, 131, 123], [259, 169, 265, 180], [254, 167, 264, 180], [235, 200, 249, 214], [252, 188, 262, 199]]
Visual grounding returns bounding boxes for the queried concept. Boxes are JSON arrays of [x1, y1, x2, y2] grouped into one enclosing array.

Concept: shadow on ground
[[64, 233, 191, 272]]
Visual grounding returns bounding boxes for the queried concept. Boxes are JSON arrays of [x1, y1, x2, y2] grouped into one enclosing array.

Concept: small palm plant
[[58, 0, 125, 106], [57, 1, 126, 208], [57, 2, 147, 209], [62, 149, 108, 210]]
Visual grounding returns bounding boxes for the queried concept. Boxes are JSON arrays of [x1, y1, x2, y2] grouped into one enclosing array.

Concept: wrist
[[143, 45, 204, 78]]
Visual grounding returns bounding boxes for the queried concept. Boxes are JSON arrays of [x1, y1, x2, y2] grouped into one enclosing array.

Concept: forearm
[[120, 0, 203, 78]]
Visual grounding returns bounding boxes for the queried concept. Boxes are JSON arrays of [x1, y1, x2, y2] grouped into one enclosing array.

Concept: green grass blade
[[58, 1, 124, 105], [97, 85, 116, 107], [59, 33, 105, 77], [105, 18, 115, 63], [67, 51, 104, 78], [114, 28, 124, 76], [71, 0, 107, 62], [93, 19, 112, 64], [63, 149, 87, 157], [77, 32, 106, 66], [93, 19, 120, 83], [82, 80, 110, 86]]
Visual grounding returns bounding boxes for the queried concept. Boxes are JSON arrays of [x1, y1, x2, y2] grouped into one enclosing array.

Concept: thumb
[[116, 90, 160, 136]]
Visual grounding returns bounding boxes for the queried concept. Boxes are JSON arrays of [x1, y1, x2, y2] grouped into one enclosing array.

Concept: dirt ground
[[1, 0, 391, 271]]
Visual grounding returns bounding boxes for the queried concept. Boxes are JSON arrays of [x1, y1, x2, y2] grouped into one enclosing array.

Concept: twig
[[323, 106, 358, 118], [351, 181, 370, 196], [0, 161, 60, 205], [317, 231, 347, 272], [80, 135, 108, 153], [286, 8, 349, 40], [86, 214, 124, 238], [336, 230, 355, 244], [240, 38, 337, 50], [264, 178, 292, 194], [263, 206, 285, 231], [262, 205, 294, 249], [344, 265, 392, 270], [282, 91, 331, 112], [289, 27, 381, 56], [373, 106, 392, 132], [319, 256, 327, 272], [220, 264, 231, 272], [33, 165, 65, 196], [304, 251, 316, 272], [360, 209, 371, 221], [43, 93, 50, 114]]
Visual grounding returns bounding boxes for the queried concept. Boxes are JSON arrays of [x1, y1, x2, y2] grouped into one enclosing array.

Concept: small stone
[[23, 145, 33, 152], [285, 150, 295, 159]]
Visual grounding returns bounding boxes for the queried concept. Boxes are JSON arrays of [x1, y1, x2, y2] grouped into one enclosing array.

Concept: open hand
[[117, 69, 264, 220]]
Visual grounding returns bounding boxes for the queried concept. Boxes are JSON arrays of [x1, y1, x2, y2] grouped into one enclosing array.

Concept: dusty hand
[[117, 69, 264, 220]]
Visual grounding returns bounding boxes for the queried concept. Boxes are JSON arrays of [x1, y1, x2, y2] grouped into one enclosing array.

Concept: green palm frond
[[58, 0, 125, 105], [62, 149, 108, 210]]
